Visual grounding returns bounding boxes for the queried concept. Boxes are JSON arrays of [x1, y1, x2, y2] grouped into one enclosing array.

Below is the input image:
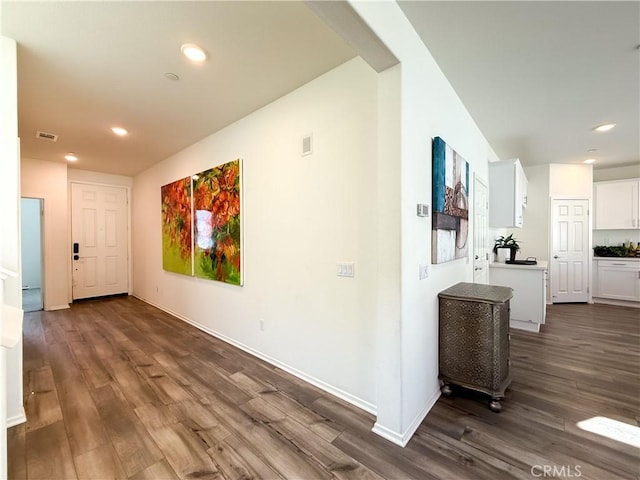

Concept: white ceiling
[[3, 1, 639, 177], [1, 1, 356, 176], [399, 1, 640, 169]]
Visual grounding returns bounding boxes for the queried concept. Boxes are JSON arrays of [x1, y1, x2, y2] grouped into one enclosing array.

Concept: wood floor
[[8, 297, 640, 480]]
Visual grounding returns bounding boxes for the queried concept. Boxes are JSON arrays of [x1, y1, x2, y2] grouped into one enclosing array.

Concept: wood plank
[[206, 434, 284, 480], [7, 424, 27, 480], [9, 296, 640, 480], [56, 376, 108, 457], [67, 340, 113, 389], [92, 384, 164, 477], [129, 459, 180, 480], [24, 366, 63, 432], [104, 357, 160, 408], [204, 392, 333, 479], [73, 444, 127, 480], [242, 397, 385, 480], [26, 421, 77, 480]]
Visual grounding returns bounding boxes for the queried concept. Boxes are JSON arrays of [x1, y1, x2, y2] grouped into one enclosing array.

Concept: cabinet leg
[[489, 398, 502, 413], [441, 383, 452, 396]]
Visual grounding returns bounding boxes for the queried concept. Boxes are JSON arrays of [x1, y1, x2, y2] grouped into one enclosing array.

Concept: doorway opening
[[21, 197, 44, 312]]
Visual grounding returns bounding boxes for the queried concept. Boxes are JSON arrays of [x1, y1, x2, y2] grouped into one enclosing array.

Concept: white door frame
[[473, 174, 490, 284], [68, 180, 132, 303], [549, 196, 592, 303]]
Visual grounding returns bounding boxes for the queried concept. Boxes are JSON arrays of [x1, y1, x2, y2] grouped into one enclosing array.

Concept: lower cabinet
[[489, 262, 548, 332], [438, 282, 513, 412], [593, 259, 640, 302]]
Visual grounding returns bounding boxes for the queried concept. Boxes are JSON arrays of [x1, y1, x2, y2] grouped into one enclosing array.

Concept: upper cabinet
[[594, 179, 640, 230], [489, 158, 528, 228]]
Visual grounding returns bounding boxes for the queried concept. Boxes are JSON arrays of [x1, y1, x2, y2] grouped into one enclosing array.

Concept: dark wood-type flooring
[[8, 297, 640, 479]]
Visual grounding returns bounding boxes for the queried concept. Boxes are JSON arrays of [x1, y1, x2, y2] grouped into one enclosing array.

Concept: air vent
[[301, 133, 313, 156], [35, 131, 58, 142]]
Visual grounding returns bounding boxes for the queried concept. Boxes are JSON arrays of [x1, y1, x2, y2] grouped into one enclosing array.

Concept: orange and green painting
[[161, 177, 193, 275], [193, 159, 242, 285]]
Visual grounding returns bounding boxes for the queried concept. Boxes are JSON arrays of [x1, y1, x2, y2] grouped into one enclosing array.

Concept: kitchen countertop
[[489, 260, 548, 270]]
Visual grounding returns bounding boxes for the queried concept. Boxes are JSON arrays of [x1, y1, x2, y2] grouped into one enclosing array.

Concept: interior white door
[[551, 198, 589, 303], [473, 175, 489, 284], [71, 183, 129, 300]]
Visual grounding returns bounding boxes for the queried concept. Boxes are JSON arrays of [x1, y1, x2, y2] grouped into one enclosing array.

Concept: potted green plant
[[493, 234, 520, 262]]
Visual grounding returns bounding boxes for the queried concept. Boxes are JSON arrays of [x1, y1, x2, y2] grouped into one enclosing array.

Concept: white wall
[[133, 58, 379, 411], [21, 158, 70, 310], [549, 164, 593, 197], [508, 165, 550, 260], [593, 164, 639, 182], [1, 32, 24, 479], [349, 1, 497, 445], [20, 198, 42, 289], [68, 168, 133, 187]]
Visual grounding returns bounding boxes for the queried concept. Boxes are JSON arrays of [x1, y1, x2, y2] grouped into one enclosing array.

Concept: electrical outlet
[[419, 264, 429, 280]]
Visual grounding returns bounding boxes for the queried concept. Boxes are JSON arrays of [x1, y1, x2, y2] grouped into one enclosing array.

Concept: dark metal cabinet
[[438, 282, 513, 412]]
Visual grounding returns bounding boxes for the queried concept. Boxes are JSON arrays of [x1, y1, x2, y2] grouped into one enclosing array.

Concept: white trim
[[6, 407, 26, 428], [133, 294, 377, 415], [593, 297, 640, 308], [46, 304, 70, 311], [68, 180, 133, 302], [372, 388, 440, 447], [510, 319, 541, 332]]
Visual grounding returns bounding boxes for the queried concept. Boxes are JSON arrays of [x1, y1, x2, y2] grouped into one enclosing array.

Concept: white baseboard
[[133, 294, 377, 416], [510, 319, 541, 332], [593, 297, 640, 308], [372, 387, 440, 447], [46, 304, 70, 311], [7, 407, 26, 428]]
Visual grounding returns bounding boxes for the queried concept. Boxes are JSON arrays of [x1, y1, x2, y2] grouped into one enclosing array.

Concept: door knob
[[553, 255, 559, 259], [475, 255, 479, 260]]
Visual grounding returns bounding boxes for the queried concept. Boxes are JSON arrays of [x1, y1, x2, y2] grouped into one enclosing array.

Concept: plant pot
[[495, 247, 518, 263]]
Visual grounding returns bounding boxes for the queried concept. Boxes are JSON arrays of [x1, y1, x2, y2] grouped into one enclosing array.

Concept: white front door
[[71, 183, 129, 300], [473, 175, 489, 284], [551, 198, 589, 303]]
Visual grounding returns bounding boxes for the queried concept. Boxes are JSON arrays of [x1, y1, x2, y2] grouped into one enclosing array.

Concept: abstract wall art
[[193, 159, 242, 285], [161, 177, 193, 275], [161, 159, 242, 286], [432, 137, 469, 264]]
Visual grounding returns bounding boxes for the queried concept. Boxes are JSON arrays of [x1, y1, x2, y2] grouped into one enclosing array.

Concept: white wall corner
[[6, 406, 26, 428], [373, 386, 440, 447]]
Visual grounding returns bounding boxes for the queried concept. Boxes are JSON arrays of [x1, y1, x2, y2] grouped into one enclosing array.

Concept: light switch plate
[[419, 263, 429, 280], [337, 262, 355, 277]]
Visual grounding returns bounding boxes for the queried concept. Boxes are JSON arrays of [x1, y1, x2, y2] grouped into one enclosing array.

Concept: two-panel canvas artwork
[[161, 159, 242, 286], [432, 137, 469, 264]]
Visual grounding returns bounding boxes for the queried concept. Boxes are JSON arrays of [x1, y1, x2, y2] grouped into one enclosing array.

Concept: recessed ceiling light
[[65, 153, 78, 162], [181, 43, 207, 62], [111, 127, 128, 136], [584, 158, 596, 164], [593, 123, 616, 132], [587, 148, 597, 153], [164, 72, 180, 81]]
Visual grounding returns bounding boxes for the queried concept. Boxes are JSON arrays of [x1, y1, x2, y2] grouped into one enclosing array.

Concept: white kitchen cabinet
[[489, 158, 528, 228], [593, 258, 640, 302], [489, 261, 547, 332], [594, 179, 640, 230]]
